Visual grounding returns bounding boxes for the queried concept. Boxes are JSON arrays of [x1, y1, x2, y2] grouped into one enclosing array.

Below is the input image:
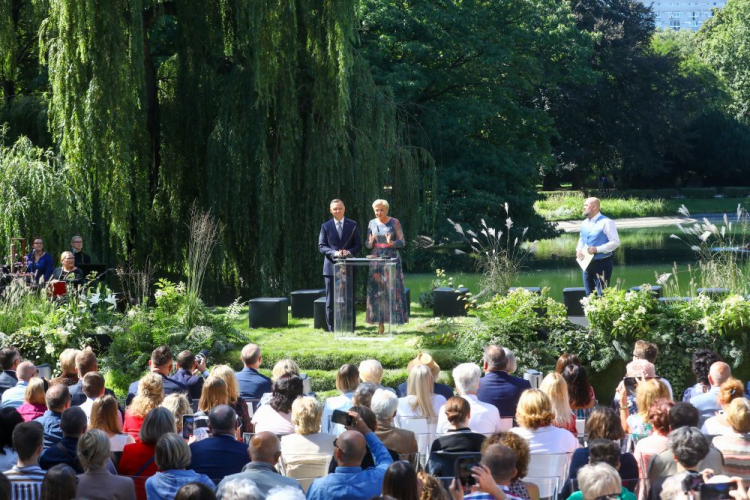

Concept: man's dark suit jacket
[[397, 382, 454, 401], [236, 367, 272, 401], [39, 436, 84, 473], [173, 368, 204, 401], [318, 218, 363, 276], [126, 372, 189, 406], [69, 381, 117, 406], [476, 371, 531, 417], [0, 370, 17, 395], [189, 434, 251, 483]]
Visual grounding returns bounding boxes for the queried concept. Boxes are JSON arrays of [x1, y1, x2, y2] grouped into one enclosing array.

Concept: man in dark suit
[[189, 405, 250, 483], [477, 345, 531, 417], [318, 199, 363, 332], [126, 345, 188, 405], [0, 346, 21, 395], [70, 236, 92, 266], [69, 349, 117, 406], [173, 350, 207, 401], [235, 343, 272, 401]]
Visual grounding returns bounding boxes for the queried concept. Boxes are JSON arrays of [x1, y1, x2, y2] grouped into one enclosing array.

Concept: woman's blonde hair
[[406, 364, 436, 417], [272, 359, 300, 381], [372, 199, 390, 211], [198, 376, 229, 412], [291, 396, 322, 435], [129, 373, 164, 418], [635, 379, 670, 421], [162, 394, 193, 433], [726, 397, 750, 433], [24, 378, 46, 405], [539, 372, 573, 428], [58, 348, 81, 376], [90, 395, 122, 435], [77, 429, 110, 470], [719, 377, 744, 406], [211, 365, 240, 404], [59, 251, 74, 263], [515, 389, 555, 430]]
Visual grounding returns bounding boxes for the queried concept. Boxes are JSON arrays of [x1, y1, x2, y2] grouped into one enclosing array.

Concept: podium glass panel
[[333, 258, 396, 336]]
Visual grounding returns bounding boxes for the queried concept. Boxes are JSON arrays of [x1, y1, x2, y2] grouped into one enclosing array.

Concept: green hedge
[[681, 187, 718, 198], [722, 187, 750, 198]]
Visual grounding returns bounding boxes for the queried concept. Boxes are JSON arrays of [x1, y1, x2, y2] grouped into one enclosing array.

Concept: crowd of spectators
[[2, 340, 750, 500]]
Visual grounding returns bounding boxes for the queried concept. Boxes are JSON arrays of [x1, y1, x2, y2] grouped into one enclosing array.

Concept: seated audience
[[428, 396, 486, 476], [321, 364, 360, 435], [586, 439, 637, 499], [1, 361, 37, 409], [235, 344, 271, 401], [397, 365, 446, 420], [211, 365, 251, 434], [352, 382, 378, 407], [418, 470, 448, 500], [126, 346, 188, 406], [482, 431, 538, 500], [39, 406, 87, 473], [0, 347, 21, 395], [216, 432, 302, 498], [562, 364, 596, 419], [197, 377, 229, 417], [124, 373, 164, 440], [145, 433, 215, 499], [79, 372, 106, 422], [575, 462, 627, 500], [69, 348, 116, 406], [370, 389, 418, 459], [632, 340, 673, 399], [17, 378, 47, 422], [711, 397, 750, 480], [684, 349, 722, 401], [397, 353, 454, 401], [90, 395, 134, 453], [539, 372, 576, 435], [329, 406, 400, 472], [690, 361, 732, 427], [555, 353, 581, 374], [382, 461, 420, 500], [463, 444, 519, 500], [0, 408, 23, 472], [161, 394, 193, 437], [3, 421, 46, 499], [634, 399, 674, 468], [613, 359, 657, 415], [49, 251, 84, 288], [39, 464, 77, 500], [76, 429, 136, 500], [49, 349, 81, 387], [617, 378, 670, 435], [437, 363, 501, 435], [189, 405, 250, 483], [702, 377, 744, 436], [359, 359, 395, 394], [216, 477, 261, 500], [648, 426, 709, 500], [176, 482, 218, 500], [510, 389, 578, 454], [34, 384, 71, 447], [174, 351, 207, 401], [257, 359, 305, 407], [306, 411, 393, 500], [252, 373, 303, 435], [477, 345, 531, 418], [280, 396, 336, 457]]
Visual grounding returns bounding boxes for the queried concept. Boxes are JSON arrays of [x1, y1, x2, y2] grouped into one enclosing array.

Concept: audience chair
[[524, 476, 559, 500], [527, 453, 571, 498], [278, 453, 333, 492], [395, 415, 438, 468]]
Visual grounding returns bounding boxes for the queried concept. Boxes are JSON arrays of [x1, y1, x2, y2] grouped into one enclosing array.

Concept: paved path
[[555, 213, 728, 233]]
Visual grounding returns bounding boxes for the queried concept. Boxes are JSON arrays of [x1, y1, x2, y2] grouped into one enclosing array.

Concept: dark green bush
[[682, 187, 718, 198]]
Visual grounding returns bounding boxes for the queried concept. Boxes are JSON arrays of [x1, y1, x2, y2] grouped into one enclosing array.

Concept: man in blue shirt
[[126, 345, 189, 406], [39, 407, 86, 473], [576, 197, 620, 296], [690, 361, 731, 427], [477, 345, 531, 418], [307, 411, 393, 500], [189, 405, 250, 483], [235, 344, 271, 401], [34, 384, 71, 448], [1, 361, 36, 409]]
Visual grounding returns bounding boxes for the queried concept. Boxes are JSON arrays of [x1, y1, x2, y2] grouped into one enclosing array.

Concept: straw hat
[[407, 352, 440, 378]]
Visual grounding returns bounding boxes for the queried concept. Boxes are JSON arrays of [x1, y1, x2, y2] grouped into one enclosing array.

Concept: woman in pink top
[[16, 378, 47, 422], [634, 398, 673, 476]]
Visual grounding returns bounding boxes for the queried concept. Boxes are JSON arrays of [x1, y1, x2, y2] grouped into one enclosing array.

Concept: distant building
[[642, 0, 727, 30]]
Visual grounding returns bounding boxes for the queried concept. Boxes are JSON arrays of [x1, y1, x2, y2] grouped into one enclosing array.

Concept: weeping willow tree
[[39, 0, 425, 296]]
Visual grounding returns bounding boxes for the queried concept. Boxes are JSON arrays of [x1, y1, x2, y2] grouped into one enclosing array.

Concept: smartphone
[[454, 455, 481, 489], [331, 409, 354, 427], [623, 377, 637, 393], [182, 415, 195, 439], [700, 482, 737, 500], [681, 471, 704, 492]]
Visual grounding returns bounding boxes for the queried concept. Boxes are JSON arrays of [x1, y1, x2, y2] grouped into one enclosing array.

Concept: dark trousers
[[583, 257, 613, 296], [324, 275, 356, 332]]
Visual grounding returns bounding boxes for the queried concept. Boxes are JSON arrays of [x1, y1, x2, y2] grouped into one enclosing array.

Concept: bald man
[[1, 361, 37, 409], [690, 361, 732, 427], [235, 343, 271, 401], [576, 197, 620, 296]]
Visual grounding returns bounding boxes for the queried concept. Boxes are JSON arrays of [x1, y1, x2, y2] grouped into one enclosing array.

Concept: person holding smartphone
[[447, 444, 523, 500]]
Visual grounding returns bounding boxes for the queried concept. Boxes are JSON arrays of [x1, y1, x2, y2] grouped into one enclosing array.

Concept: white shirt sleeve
[[595, 218, 620, 254]]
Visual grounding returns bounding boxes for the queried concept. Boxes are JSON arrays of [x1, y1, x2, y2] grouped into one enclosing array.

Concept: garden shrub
[[722, 187, 750, 198], [682, 187, 718, 198]]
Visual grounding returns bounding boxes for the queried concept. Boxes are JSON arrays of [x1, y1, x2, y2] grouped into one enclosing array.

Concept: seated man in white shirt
[[78, 372, 105, 423], [437, 363, 502, 435]]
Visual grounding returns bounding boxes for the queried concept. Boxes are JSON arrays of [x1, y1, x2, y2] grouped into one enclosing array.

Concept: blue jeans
[[583, 257, 613, 296]]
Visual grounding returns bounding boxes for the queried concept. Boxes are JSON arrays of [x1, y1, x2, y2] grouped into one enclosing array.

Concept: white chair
[[525, 476, 560, 500], [395, 416, 437, 467], [527, 453, 571, 498], [277, 454, 332, 492], [575, 419, 586, 438], [499, 417, 514, 431]]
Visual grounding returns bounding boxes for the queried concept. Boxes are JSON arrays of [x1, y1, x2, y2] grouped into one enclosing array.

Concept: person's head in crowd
[[669, 427, 709, 469], [352, 382, 378, 407], [349, 405, 378, 433], [60, 406, 87, 438], [626, 359, 656, 379], [24, 377, 47, 406], [516, 389, 555, 430], [406, 364, 437, 417], [39, 464, 78, 500], [130, 372, 164, 417], [635, 379, 670, 421], [0, 407, 24, 453], [139, 406, 177, 445], [691, 349, 723, 387], [77, 429, 110, 471], [162, 393, 193, 434], [291, 396, 322, 435], [58, 251, 75, 270], [725, 397, 750, 434], [481, 444, 517, 486], [633, 340, 659, 364], [453, 363, 482, 396], [155, 432, 192, 471], [336, 364, 359, 394], [241, 344, 262, 369], [588, 439, 621, 469], [333, 429, 367, 467], [585, 407, 625, 441], [46, 383, 72, 413], [539, 372, 573, 427], [647, 399, 674, 437], [211, 365, 241, 405], [0, 346, 21, 372], [82, 372, 105, 400], [555, 353, 581, 374], [359, 359, 384, 386], [58, 349, 81, 378], [17, 361, 37, 382], [272, 359, 300, 380], [577, 462, 621, 500], [90, 395, 123, 436], [718, 377, 744, 408], [249, 431, 282, 465], [483, 431, 530, 482], [502, 348, 517, 374], [175, 482, 218, 500], [562, 364, 593, 408], [215, 478, 261, 500], [417, 471, 448, 500], [708, 361, 732, 388], [371, 389, 399, 424], [483, 345, 507, 373], [198, 376, 229, 412], [75, 348, 98, 377], [149, 345, 174, 375], [177, 350, 196, 372], [668, 402, 700, 430], [267, 486, 305, 500], [13, 421, 44, 465], [444, 396, 471, 430], [71, 236, 84, 253], [382, 461, 421, 500], [208, 405, 237, 436], [270, 373, 303, 414], [407, 353, 441, 381]]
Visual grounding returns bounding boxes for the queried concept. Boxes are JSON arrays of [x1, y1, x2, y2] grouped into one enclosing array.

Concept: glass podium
[[333, 257, 397, 336]]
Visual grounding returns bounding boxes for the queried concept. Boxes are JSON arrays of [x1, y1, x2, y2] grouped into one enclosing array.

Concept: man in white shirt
[[437, 363, 502, 434], [1, 362, 37, 409], [576, 197, 620, 296], [78, 372, 106, 423]]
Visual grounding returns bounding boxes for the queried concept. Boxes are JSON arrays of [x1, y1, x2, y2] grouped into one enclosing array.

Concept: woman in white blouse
[[510, 389, 579, 454], [397, 364, 446, 420]]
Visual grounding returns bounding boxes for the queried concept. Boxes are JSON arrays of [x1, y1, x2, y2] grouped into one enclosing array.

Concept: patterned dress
[[366, 217, 409, 325]]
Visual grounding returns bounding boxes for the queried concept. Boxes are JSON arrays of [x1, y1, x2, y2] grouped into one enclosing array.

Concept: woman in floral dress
[[366, 199, 409, 334]]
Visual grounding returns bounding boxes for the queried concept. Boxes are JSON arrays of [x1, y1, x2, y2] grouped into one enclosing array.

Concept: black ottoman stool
[[563, 287, 586, 316], [314, 297, 327, 330], [433, 287, 469, 317], [291, 289, 326, 318], [249, 298, 289, 328]]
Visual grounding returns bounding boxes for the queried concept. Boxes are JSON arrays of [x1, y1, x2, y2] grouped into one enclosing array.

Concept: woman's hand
[[616, 381, 628, 406]]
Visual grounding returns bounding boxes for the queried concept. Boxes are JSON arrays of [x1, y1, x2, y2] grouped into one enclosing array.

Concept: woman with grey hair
[[436, 363, 502, 434], [353, 382, 379, 407], [371, 389, 418, 459], [145, 433, 215, 499], [77, 429, 136, 500], [503, 348, 517, 374], [216, 477, 261, 500], [575, 463, 625, 500]]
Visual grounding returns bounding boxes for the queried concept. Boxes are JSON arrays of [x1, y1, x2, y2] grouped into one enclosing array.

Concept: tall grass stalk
[[184, 206, 222, 328]]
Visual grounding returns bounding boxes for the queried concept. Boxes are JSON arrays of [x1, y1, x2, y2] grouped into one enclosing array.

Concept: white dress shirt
[[436, 393, 502, 435], [510, 425, 579, 454], [396, 394, 447, 419], [577, 213, 620, 255]]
